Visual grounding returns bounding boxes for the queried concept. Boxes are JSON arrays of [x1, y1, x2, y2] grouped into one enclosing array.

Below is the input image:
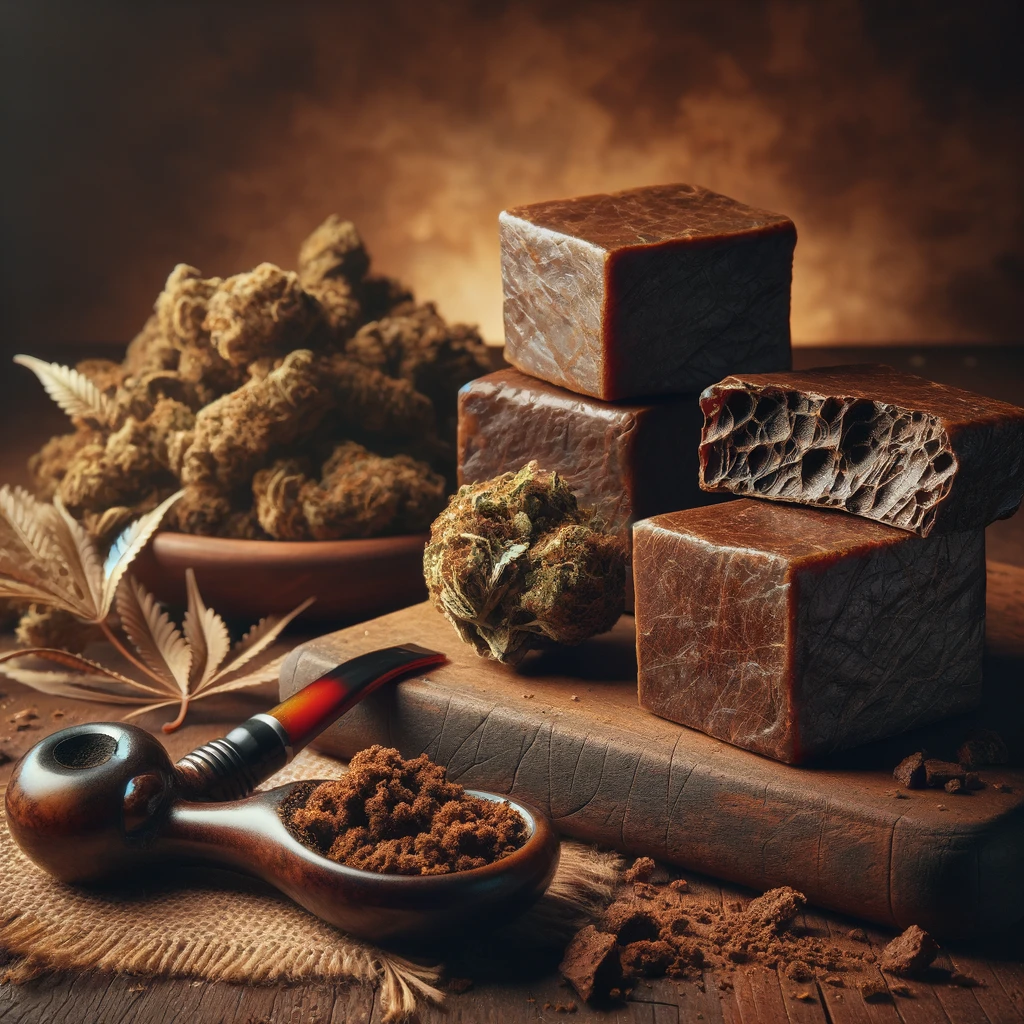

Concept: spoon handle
[[269, 644, 445, 751], [175, 644, 446, 800]]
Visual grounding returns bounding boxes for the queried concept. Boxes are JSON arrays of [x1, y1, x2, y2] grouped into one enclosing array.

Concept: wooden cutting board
[[279, 560, 1024, 940]]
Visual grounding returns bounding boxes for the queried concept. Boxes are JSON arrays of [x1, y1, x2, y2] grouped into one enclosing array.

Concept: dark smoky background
[[1, 0, 1021, 356]]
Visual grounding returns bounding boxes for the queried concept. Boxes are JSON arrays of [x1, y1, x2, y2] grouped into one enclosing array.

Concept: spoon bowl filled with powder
[[155, 745, 559, 946], [280, 746, 532, 876]]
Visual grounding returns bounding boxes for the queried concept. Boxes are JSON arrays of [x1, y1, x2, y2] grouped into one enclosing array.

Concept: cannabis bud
[[423, 462, 627, 665]]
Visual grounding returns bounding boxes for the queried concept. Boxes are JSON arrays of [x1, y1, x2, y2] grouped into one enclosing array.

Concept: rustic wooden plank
[[0, 976, 379, 1024], [794, 939, 872, 1024], [3, 566, 1022, 1024], [882, 976, 955, 1024], [731, 967, 790, 1023], [717, 977, 745, 1024], [0, 897, 991, 1024], [775, 972, 830, 1024], [731, 887, 831, 1024], [657, 977, 729, 1024], [706, 887, 759, 1024], [775, 911, 853, 1024], [439, 979, 691, 1024], [851, 921, 959, 1024], [680, 879, 744, 1024], [931, 977, 993, 1024], [284, 563, 1024, 940], [6, 972, 803, 1024], [809, 912, 900, 1024], [946, 952, 1023, 1024], [0, 977, 203, 1024], [621, 986, 681, 1024], [701, 880, 806, 1024], [986, 962, 1024, 1020]]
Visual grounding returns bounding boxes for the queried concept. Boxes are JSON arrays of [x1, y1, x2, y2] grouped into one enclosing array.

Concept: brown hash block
[[559, 925, 622, 1003], [893, 752, 927, 789], [699, 364, 1024, 537], [634, 500, 985, 763], [500, 184, 795, 401], [924, 759, 966, 788], [880, 924, 939, 977], [958, 729, 1010, 767], [457, 369, 720, 607]]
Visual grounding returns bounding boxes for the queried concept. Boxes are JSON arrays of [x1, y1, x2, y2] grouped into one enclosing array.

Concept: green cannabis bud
[[423, 462, 627, 665]]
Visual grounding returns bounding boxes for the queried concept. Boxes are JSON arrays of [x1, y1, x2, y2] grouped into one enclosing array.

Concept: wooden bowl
[[133, 532, 429, 626]]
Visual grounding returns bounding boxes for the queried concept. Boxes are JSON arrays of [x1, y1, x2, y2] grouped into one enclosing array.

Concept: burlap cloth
[[0, 751, 619, 1021]]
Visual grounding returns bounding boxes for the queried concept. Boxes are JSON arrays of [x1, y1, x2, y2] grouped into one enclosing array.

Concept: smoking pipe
[[4, 643, 560, 943]]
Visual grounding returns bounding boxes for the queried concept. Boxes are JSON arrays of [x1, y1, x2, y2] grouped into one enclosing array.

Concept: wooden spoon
[[5, 645, 560, 943]]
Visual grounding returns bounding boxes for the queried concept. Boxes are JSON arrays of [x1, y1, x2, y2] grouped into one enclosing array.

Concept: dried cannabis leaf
[[117, 576, 193, 698], [0, 486, 182, 622], [423, 462, 627, 665], [0, 491, 313, 731], [14, 354, 118, 427]]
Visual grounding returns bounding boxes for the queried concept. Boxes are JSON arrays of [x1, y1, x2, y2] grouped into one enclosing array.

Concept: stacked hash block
[[462, 180, 1024, 764], [634, 360, 1024, 763], [458, 183, 796, 607]]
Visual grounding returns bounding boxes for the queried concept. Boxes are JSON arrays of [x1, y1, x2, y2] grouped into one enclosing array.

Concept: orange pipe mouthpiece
[[174, 644, 445, 799]]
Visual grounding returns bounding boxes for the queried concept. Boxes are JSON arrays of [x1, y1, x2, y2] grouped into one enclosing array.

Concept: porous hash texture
[[701, 388, 957, 535]]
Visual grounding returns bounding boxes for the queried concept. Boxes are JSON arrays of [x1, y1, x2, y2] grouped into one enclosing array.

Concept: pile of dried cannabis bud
[[281, 745, 528, 875], [24, 216, 491, 548], [423, 462, 627, 665]]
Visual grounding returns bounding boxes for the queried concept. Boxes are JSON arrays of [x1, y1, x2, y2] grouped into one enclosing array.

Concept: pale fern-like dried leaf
[[0, 551, 51, 584], [48, 496, 105, 619], [116, 578, 191, 695], [0, 647, 165, 695], [0, 487, 96, 617], [0, 548, 68, 602], [0, 485, 62, 567], [204, 597, 314, 688], [13, 354, 116, 425], [196, 652, 290, 698], [0, 668, 173, 704], [182, 568, 208, 686], [0, 576, 79, 612], [182, 568, 230, 689], [122, 700, 183, 721], [101, 491, 183, 608]]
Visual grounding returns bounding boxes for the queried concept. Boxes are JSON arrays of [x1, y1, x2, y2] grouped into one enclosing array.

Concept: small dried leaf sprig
[[12, 354, 118, 428], [0, 486, 312, 731], [423, 462, 627, 665]]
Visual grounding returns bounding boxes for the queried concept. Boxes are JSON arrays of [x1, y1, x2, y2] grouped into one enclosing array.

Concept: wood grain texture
[[281, 561, 1024, 940]]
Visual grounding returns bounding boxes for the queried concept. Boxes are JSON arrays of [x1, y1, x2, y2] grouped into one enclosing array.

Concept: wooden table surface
[[1, 344, 1023, 1023]]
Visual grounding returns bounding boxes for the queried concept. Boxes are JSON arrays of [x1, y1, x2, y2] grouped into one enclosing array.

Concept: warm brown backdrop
[[2, 0, 1022, 355]]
